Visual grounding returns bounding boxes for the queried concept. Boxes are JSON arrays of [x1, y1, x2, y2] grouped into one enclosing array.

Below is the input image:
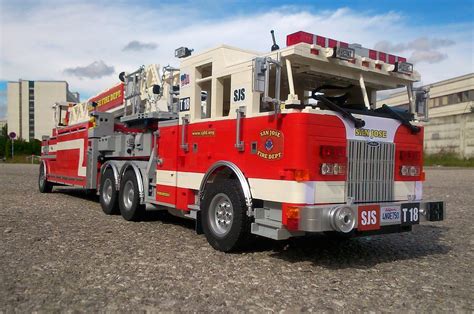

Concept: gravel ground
[[0, 164, 473, 312]]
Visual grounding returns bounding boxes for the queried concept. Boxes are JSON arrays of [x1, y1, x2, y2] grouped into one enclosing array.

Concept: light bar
[[175, 47, 193, 58], [393, 61, 414, 75], [286, 31, 349, 48], [286, 31, 408, 65], [332, 46, 355, 61]]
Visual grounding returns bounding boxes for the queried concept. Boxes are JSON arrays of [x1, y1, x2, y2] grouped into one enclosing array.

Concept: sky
[[0, 0, 473, 119]]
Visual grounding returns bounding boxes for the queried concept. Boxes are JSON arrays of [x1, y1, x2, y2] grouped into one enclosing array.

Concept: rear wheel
[[38, 163, 53, 193], [201, 179, 251, 252], [100, 169, 119, 215], [119, 170, 145, 221]]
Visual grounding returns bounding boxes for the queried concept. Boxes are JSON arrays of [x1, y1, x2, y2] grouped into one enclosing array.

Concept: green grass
[[0, 154, 41, 164], [424, 152, 474, 167]]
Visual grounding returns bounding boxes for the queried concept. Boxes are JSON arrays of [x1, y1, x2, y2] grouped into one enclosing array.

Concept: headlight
[[409, 166, 420, 176], [400, 165, 420, 177]]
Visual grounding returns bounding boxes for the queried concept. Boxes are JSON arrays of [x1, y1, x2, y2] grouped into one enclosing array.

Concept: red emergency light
[[286, 31, 407, 65], [286, 31, 349, 49]]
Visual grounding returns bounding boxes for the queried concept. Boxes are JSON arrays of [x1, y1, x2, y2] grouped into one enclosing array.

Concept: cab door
[[155, 123, 179, 207]]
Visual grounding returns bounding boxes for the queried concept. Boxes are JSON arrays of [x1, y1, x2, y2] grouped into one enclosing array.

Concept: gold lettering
[[260, 129, 281, 138], [355, 128, 387, 138]]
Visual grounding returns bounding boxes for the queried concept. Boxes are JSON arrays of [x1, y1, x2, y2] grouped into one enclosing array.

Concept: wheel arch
[[40, 159, 50, 176], [199, 161, 253, 215], [119, 161, 145, 203], [100, 161, 120, 191]]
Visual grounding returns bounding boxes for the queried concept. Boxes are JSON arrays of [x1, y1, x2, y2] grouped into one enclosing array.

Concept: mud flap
[[195, 211, 204, 234]]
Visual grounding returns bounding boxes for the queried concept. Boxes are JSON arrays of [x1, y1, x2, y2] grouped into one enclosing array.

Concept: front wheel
[[118, 170, 145, 221], [38, 162, 53, 193], [201, 179, 251, 252]]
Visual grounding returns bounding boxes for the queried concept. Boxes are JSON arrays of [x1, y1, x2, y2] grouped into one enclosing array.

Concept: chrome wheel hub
[[123, 181, 134, 210], [102, 178, 113, 205], [209, 193, 234, 236]]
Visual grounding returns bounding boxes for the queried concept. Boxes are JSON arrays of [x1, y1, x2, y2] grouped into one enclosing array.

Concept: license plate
[[358, 205, 380, 231], [381, 206, 401, 225], [401, 203, 420, 226]]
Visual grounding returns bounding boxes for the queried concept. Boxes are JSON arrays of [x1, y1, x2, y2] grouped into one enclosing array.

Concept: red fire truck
[[39, 31, 444, 252]]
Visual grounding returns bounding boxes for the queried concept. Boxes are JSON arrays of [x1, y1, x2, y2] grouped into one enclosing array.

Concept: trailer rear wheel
[[100, 169, 119, 215], [201, 179, 251, 252], [38, 163, 53, 193], [119, 170, 145, 221]]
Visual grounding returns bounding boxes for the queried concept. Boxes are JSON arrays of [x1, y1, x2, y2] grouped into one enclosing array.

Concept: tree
[[1, 123, 7, 138]]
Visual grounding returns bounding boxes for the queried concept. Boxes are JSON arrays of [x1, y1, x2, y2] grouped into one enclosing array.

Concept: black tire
[[38, 163, 53, 193], [99, 169, 119, 215], [201, 179, 251, 252], [118, 170, 145, 221]]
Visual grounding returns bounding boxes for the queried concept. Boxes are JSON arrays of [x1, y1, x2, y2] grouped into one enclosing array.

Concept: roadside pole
[[8, 132, 16, 160]]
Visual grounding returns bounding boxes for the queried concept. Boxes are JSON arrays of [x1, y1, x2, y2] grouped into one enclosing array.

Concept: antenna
[[271, 30, 280, 51]]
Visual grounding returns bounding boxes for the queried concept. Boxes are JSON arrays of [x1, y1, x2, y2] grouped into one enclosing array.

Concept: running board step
[[251, 223, 294, 240], [251, 207, 304, 240]]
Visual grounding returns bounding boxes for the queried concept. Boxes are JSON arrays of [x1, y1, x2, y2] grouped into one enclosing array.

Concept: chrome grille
[[347, 140, 395, 203]]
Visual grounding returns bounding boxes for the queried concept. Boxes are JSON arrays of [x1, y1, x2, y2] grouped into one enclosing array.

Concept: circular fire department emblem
[[257, 129, 284, 160]]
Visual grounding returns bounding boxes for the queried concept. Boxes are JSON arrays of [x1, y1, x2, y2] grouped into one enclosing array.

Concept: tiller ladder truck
[[40, 31, 444, 252]]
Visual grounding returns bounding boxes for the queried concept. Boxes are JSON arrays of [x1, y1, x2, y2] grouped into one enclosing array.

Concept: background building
[[378, 73, 474, 158], [7, 80, 79, 141]]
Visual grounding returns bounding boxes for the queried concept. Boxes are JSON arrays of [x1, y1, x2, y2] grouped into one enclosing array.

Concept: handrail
[[180, 114, 190, 151], [235, 106, 245, 151]]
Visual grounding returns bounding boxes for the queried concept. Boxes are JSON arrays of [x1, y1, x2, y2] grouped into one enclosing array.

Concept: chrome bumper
[[298, 200, 444, 233]]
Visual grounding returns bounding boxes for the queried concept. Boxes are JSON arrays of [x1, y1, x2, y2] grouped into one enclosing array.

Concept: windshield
[[258, 56, 419, 123]]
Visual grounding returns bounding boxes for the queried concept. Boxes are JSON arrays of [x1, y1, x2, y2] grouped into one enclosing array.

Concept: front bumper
[[298, 200, 444, 233]]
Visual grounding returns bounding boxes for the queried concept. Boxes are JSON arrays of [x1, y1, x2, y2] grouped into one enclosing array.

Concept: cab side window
[[196, 63, 212, 119], [216, 76, 231, 117]]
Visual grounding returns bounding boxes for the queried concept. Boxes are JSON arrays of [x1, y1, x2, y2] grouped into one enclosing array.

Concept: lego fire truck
[[39, 31, 444, 252]]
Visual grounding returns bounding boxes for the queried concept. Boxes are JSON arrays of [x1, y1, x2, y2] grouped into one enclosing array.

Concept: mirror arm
[[285, 58, 295, 96], [264, 59, 270, 100], [407, 83, 415, 115], [359, 73, 371, 110]]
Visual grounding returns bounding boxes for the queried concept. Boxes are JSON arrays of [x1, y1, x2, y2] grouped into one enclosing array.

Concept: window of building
[[440, 96, 448, 106], [428, 99, 435, 108], [469, 90, 474, 101], [448, 94, 457, 105], [28, 82, 35, 140], [461, 91, 470, 102], [429, 89, 474, 109]]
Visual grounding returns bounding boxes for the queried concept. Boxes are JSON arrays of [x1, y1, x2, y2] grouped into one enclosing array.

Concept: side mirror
[[415, 87, 429, 121], [253, 57, 266, 93], [252, 56, 282, 108]]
